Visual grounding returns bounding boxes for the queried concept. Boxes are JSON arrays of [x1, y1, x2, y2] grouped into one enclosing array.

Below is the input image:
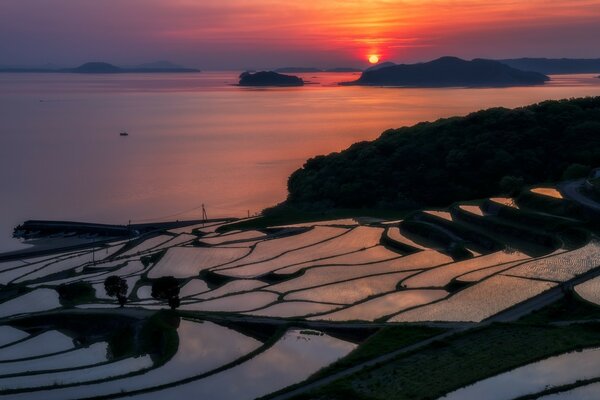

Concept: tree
[[499, 176, 524, 197], [151, 277, 181, 310], [104, 275, 128, 307], [56, 282, 95, 306], [562, 163, 591, 180]]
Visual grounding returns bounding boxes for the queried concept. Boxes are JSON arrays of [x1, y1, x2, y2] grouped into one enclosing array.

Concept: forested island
[[343, 57, 549, 87], [238, 71, 304, 86], [285, 97, 600, 209]]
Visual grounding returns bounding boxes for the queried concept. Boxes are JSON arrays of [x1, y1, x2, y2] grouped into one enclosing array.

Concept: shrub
[[104, 275, 129, 307], [151, 277, 181, 310]]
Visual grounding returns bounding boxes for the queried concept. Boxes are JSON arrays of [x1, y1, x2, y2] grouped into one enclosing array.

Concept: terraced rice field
[[505, 241, 600, 282], [1, 204, 598, 398], [574, 275, 600, 306], [530, 187, 564, 199], [390, 275, 556, 322], [489, 197, 519, 208], [458, 204, 485, 216], [401, 251, 529, 288], [424, 210, 453, 221], [310, 289, 448, 321]]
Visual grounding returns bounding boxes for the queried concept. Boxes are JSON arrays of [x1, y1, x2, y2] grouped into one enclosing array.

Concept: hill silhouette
[[344, 57, 549, 87], [285, 97, 600, 209], [499, 58, 600, 74], [71, 62, 122, 73], [0, 61, 199, 73], [364, 61, 396, 72], [239, 71, 303, 86]]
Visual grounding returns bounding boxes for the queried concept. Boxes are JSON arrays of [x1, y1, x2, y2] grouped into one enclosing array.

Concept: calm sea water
[[1, 72, 599, 252]]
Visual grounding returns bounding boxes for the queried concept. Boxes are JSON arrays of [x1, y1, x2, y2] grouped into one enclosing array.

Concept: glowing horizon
[[1, 0, 599, 69]]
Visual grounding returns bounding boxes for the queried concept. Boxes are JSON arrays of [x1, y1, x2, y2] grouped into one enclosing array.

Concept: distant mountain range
[[498, 58, 600, 74], [344, 57, 549, 87], [0, 61, 200, 73]]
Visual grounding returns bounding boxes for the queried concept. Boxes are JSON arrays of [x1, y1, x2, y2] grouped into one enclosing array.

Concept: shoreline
[[0, 217, 236, 261]]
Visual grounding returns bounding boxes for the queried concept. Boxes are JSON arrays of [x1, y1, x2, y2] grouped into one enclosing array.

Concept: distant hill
[[71, 62, 122, 73], [274, 67, 362, 73], [285, 96, 600, 209], [499, 58, 600, 74], [238, 71, 304, 86], [344, 57, 549, 87], [364, 61, 396, 72], [0, 60, 200, 74]]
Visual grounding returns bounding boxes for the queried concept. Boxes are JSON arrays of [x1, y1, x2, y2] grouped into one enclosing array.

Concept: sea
[[1, 71, 599, 252]]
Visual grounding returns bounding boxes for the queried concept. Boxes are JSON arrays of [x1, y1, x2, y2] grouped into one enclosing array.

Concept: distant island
[[364, 61, 396, 72], [284, 96, 600, 209], [0, 60, 200, 74], [274, 67, 362, 73], [238, 71, 304, 86], [342, 57, 549, 87], [499, 58, 600, 74]]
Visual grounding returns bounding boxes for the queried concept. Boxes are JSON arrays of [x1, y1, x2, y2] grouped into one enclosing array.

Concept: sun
[[368, 55, 380, 64]]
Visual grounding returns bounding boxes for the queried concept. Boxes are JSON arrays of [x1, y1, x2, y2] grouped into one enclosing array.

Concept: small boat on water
[[120, 131, 129, 136]]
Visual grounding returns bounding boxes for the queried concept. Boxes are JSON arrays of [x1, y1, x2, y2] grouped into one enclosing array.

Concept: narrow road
[[559, 179, 600, 214]]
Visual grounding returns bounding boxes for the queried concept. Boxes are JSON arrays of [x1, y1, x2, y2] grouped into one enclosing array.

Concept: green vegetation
[[308, 326, 443, 380], [141, 249, 166, 267], [261, 326, 443, 400], [55, 282, 96, 306], [286, 97, 600, 209], [104, 275, 129, 306], [294, 322, 600, 400], [151, 276, 181, 309], [518, 290, 600, 324]]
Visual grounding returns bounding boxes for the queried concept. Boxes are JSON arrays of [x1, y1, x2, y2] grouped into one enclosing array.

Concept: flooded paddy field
[[1, 186, 600, 398]]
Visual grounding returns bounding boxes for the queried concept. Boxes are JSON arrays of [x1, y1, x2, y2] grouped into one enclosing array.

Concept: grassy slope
[[261, 326, 443, 399], [296, 322, 600, 400], [287, 295, 600, 400]]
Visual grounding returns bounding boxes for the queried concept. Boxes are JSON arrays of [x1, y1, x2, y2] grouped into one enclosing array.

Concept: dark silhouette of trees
[[104, 275, 128, 307], [562, 163, 591, 180], [287, 97, 600, 209], [56, 282, 95, 306], [499, 176, 525, 197], [151, 277, 181, 309]]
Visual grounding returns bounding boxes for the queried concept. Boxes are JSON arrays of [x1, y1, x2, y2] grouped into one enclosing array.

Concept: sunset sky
[[1, 0, 600, 69]]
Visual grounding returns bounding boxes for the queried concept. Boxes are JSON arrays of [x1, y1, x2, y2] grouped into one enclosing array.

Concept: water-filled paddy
[[1, 208, 599, 398], [391, 275, 555, 322], [443, 347, 600, 400]]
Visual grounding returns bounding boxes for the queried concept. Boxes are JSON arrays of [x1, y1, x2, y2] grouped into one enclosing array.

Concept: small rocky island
[[238, 71, 304, 86], [343, 56, 549, 87]]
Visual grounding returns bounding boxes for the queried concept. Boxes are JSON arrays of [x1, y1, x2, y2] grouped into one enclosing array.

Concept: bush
[[151, 277, 181, 309], [499, 175, 524, 196], [562, 163, 591, 180], [56, 282, 95, 306], [104, 275, 129, 307]]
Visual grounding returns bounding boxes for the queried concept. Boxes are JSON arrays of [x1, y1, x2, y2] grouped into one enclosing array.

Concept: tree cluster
[[287, 97, 600, 209]]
